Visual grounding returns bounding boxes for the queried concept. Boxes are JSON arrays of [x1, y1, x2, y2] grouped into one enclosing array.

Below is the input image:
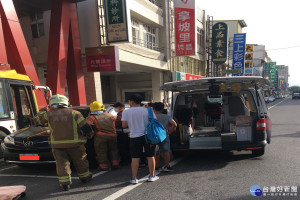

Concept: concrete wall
[[19, 11, 51, 86], [77, 0, 103, 103], [253, 45, 266, 76], [130, 0, 164, 26], [77, 0, 100, 51]]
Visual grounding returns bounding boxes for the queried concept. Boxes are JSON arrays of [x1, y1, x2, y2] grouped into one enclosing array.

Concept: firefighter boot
[[60, 184, 70, 191], [81, 173, 93, 183]]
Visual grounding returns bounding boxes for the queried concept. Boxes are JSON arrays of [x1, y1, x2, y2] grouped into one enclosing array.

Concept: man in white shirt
[[122, 94, 159, 184]]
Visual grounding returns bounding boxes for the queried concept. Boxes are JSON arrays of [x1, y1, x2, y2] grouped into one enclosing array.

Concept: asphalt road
[[0, 97, 299, 200]]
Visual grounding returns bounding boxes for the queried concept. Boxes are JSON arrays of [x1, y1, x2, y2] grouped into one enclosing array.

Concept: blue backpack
[[145, 108, 167, 144]]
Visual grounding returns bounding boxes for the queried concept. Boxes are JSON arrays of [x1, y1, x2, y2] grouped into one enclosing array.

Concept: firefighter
[[33, 105, 50, 126], [40, 94, 93, 191], [86, 101, 119, 170]]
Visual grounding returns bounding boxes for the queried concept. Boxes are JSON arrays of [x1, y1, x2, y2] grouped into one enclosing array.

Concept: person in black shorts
[[121, 94, 159, 184]]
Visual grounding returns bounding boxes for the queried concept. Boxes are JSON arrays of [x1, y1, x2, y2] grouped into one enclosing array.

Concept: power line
[[266, 45, 300, 51]]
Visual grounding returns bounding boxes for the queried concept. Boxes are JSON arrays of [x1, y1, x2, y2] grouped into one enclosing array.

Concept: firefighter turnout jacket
[[86, 113, 117, 136], [41, 108, 90, 148]]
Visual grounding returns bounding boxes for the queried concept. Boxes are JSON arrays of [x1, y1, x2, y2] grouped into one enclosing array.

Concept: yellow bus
[[0, 70, 44, 140]]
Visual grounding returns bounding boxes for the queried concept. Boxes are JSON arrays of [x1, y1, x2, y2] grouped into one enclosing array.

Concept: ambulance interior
[[172, 84, 258, 148]]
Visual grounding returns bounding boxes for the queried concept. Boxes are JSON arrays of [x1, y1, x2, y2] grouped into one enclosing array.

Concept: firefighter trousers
[[94, 134, 119, 169], [52, 145, 92, 186]]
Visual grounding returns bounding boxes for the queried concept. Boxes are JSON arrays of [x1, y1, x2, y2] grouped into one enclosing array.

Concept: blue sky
[[198, 0, 300, 86]]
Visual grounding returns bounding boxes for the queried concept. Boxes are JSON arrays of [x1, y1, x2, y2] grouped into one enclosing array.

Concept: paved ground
[[0, 97, 299, 199]]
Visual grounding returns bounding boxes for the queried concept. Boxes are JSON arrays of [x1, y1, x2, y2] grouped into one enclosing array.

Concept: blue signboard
[[283, 82, 287, 90], [232, 33, 246, 76]]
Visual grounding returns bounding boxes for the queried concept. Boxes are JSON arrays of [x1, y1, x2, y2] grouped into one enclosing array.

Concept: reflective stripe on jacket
[[43, 108, 87, 148], [86, 113, 116, 136]]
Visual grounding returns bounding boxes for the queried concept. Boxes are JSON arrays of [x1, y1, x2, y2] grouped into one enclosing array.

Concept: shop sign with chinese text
[[86, 46, 120, 72], [212, 22, 228, 64], [269, 62, 277, 87], [174, 0, 196, 56], [173, 71, 205, 81], [232, 33, 246, 76], [104, 0, 131, 43], [264, 62, 270, 76], [244, 44, 254, 76]]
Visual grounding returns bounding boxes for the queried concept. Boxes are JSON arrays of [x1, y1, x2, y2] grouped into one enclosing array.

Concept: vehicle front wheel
[[0, 130, 7, 141], [252, 148, 265, 157]]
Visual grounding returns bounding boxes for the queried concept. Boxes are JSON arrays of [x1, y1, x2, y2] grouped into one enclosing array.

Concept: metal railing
[[132, 36, 161, 51], [148, 0, 163, 8]]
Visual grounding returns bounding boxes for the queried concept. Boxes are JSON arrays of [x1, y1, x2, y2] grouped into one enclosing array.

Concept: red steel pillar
[[0, 19, 9, 70], [47, 0, 86, 106], [0, 0, 47, 107]]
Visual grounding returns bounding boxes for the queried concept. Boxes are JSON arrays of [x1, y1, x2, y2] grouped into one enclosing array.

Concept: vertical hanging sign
[[212, 22, 228, 64], [104, 0, 131, 43], [232, 33, 246, 76], [174, 0, 196, 56], [245, 44, 254, 76], [269, 62, 277, 87]]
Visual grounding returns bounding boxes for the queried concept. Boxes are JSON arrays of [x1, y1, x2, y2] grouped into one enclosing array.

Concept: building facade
[[212, 20, 247, 76], [18, 0, 207, 104]]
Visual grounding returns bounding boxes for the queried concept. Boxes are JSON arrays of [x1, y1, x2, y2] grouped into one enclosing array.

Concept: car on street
[[276, 94, 284, 99], [162, 76, 272, 157], [292, 93, 300, 99], [0, 106, 97, 167], [267, 95, 276, 102], [264, 96, 269, 103]]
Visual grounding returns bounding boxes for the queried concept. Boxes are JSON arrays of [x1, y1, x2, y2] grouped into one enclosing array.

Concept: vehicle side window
[[10, 85, 34, 129], [0, 81, 9, 118], [241, 91, 257, 113], [258, 91, 268, 114]]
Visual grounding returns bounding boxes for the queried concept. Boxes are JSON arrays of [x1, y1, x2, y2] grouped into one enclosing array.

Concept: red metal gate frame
[[46, 0, 86, 106], [0, 0, 47, 107]]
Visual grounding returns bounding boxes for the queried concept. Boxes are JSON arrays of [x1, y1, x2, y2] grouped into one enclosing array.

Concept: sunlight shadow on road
[[271, 132, 300, 138]]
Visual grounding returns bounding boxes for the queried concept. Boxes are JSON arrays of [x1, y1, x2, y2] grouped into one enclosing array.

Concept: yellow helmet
[[49, 94, 69, 107], [89, 101, 105, 111]]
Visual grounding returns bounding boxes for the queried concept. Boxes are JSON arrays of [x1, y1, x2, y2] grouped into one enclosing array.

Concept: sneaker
[[161, 165, 174, 172], [130, 178, 139, 184], [147, 175, 159, 182], [60, 184, 70, 191]]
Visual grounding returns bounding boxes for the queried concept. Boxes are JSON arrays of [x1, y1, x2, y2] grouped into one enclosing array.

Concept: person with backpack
[[86, 101, 119, 171], [121, 94, 159, 184], [152, 102, 177, 172]]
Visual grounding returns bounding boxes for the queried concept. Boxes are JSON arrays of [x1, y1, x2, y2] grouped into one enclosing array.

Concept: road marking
[[268, 99, 286, 110], [103, 158, 183, 200], [0, 174, 63, 179], [93, 170, 108, 178], [0, 169, 107, 179], [0, 165, 18, 172]]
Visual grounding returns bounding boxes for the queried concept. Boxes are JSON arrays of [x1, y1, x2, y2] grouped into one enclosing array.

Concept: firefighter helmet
[[49, 94, 69, 107], [89, 101, 105, 111]]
